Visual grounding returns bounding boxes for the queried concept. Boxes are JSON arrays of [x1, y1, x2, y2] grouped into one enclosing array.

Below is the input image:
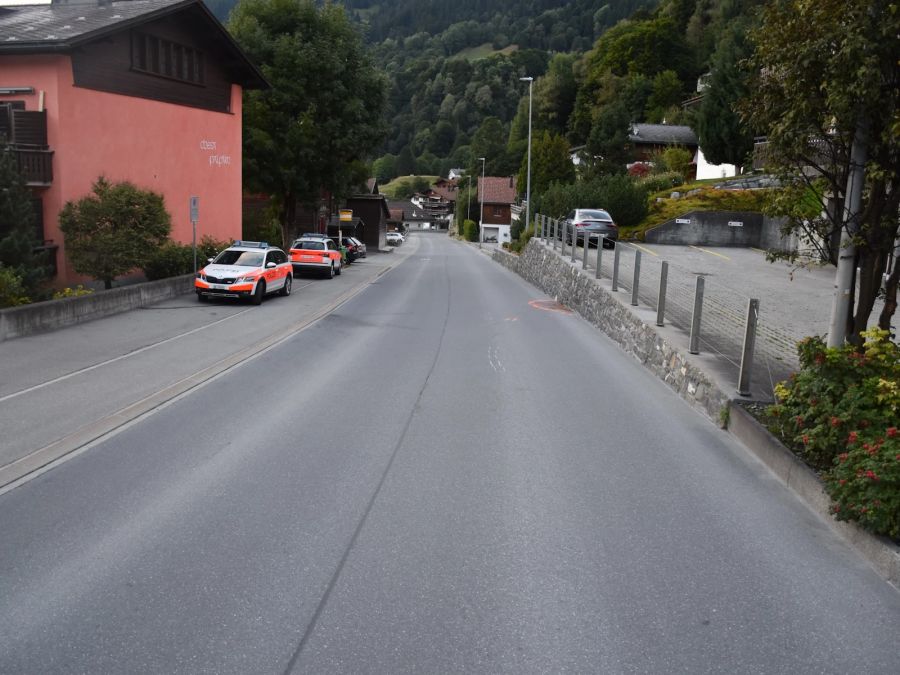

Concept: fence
[[535, 214, 800, 398]]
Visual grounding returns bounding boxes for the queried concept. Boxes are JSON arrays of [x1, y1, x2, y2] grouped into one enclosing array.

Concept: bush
[[636, 172, 684, 193], [509, 226, 534, 253], [52, 285, 93, 299], [59, 177, 171, 289], [767, 329, 900, 537], [628, 162, 652, 177], [143, 242, 193, 280], [463, 219, 479, 242], [539, 175, 648, 228], [143, 236, 231, 281], [0, 264, 29, 308]]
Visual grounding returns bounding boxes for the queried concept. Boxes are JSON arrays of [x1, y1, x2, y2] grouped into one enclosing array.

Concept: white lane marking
[[0, 306, 257, 403], [488, 344, 505, 373]]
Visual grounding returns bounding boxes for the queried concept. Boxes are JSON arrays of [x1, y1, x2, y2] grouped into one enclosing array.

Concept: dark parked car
[[339, 237, 361, 262], [349, 237, 366, 258], [562, 209, 618, 248]]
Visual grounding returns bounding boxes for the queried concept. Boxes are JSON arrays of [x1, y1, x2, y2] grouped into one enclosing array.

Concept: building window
[[131, 31, 205, 86], [493, 206, 504, 217]]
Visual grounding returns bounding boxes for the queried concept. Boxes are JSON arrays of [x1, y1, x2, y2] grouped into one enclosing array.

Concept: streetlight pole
[[466, 174, 472, 224], [519, 76, 533, 239], [478, 157, 486, 249]]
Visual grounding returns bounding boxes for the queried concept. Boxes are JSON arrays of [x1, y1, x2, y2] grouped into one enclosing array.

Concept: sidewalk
[[0, 242, 417, 490]]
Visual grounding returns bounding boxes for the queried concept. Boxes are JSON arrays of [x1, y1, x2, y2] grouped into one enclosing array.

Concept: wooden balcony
[[14, 148, 53, 186]]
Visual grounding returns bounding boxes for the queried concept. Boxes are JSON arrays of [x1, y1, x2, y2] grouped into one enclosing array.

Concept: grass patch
[[453, 43, 519, 61], [619, 182, 773, 241]]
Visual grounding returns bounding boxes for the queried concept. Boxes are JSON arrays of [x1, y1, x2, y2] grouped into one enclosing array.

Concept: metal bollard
[[595, 237, 604, 279], [561, 222, 567, 256], [737, 298, 760, 396], [570, 228, 578, 263], [656, 261, 668, 326], [612, 244, 621, 291], [582, 235, 590, 269], [689, 275, 705, 354], [631, 250, 641, 306]]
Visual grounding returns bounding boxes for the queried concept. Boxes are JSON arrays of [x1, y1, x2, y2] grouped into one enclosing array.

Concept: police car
[[195, 241, 293, 304]]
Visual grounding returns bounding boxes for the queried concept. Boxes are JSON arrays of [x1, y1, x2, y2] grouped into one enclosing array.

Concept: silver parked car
[[562, 209, 618, 248]]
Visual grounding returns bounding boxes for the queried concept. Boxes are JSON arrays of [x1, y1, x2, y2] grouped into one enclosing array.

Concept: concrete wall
[[0, 274, 194, 342], [644, 211, 795, 252], [492, 241, 730, 423]]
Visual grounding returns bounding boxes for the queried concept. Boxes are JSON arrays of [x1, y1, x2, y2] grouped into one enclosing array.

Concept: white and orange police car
[[195, 241, 292, 304]]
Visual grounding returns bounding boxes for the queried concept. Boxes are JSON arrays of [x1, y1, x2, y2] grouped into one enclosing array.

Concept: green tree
[[517, 131, 575, 198], [372, 154, 398, 183], [0, 144, 47, 299], [743, 0, 900, 338], [58, 178, 171, 289], [646, 70, 683, 123], [695, 17, 755, 167], [230, 0, 387, 244]]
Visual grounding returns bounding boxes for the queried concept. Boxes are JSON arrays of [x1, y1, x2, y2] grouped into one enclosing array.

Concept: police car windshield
[[214, 250, 264, 266]]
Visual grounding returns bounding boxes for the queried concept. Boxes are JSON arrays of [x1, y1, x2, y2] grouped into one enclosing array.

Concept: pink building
[[0, 0, 266, 285]]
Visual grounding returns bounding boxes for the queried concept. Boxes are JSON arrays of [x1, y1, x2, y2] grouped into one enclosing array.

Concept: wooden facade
[[71, 14, 236, 113]]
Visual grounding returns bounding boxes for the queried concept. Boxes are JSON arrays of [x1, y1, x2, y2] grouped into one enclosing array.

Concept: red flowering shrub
[[627, 162, 651, 177], [768, 329, 900, 537]]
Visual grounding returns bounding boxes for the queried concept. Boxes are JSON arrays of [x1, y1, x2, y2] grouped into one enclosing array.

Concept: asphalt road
[[1, 233, 898, 673]]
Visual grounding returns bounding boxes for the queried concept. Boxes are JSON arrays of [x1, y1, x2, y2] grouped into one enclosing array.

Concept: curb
[[727, 403, 900, 588]]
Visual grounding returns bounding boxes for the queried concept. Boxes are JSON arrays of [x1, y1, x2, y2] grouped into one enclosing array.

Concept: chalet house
[[628, 123, 699, 162], [388, 199, 431, 231], [477, 175, 516, 245], [0, 0, 266, 285], [411, 185, 454, 227]]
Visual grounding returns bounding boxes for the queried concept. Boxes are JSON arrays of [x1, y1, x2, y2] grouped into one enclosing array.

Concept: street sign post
[[190, 196, 199, 274]]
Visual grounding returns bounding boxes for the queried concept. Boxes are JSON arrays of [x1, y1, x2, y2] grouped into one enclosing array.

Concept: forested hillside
[[208, 0, 762, 183]]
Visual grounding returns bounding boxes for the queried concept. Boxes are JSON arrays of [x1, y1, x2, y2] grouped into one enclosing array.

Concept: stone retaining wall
[[493, 240, 730, 423], [0, 274, 195, 342]]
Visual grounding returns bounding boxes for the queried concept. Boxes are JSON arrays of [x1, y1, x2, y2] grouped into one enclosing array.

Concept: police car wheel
[[197, 292, 208, 302], [252, 281, 265, 305], [280, 275, 292, 296], [326, 263, 334, 279], [335, 262, 342, 276]]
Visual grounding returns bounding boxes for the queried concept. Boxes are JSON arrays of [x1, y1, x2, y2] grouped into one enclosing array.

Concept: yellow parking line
[[750, 247, 767, 254], [689, 245, 731, 260], [630, 242, 658, 256]]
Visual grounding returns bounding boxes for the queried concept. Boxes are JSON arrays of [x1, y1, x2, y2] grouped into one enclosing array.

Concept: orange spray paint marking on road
[[529, 300, 573, 314]]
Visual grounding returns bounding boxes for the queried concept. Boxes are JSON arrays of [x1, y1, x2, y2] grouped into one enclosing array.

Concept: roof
[[0, 0, 267, 88], [628, 124, 698, 146], [346, 193, 392, 219], [431, 184, 457, 202], [478, 176, 517, 205]]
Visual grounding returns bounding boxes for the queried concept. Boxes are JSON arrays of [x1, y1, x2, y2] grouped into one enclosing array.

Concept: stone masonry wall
[[493, 240, 731, 423]]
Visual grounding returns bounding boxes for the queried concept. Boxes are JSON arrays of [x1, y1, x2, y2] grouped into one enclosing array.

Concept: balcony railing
[[14, 148, 53, 186]]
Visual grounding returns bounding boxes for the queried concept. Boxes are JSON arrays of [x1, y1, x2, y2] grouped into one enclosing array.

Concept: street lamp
[[478, 157, 486, 249], [519, 76, 533, 240]]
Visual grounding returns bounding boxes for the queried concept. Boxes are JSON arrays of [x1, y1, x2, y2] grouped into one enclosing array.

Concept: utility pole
[[519, 76, 533, 238], [478, 157, 486, 249], [827, 115, 869, 347]]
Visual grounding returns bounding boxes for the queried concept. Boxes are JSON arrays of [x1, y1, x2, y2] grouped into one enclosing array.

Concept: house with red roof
[[477, 175, 516, 245]]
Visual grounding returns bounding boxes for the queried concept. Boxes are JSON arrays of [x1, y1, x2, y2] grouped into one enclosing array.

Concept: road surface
[[1, 233, 897, 673]]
